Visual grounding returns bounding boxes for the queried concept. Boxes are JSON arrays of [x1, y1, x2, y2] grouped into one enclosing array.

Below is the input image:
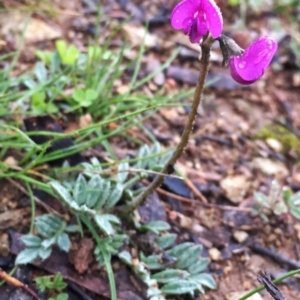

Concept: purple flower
[[170, 0, 223, 43], [229, 36, 278, 85]]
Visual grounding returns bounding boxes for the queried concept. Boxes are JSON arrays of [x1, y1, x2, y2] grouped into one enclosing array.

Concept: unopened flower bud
[[218, 34, 244, 67]]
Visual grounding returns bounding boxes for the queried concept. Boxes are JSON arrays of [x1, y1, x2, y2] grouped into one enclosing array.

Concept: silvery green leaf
[[149, 296, 166, 300], [176, 245, 202, 269], [282, 187, 293, 203], [254, 192, 269, 207], [136, 145, 150, 169], [41, 236, 56, 248], [15, 248, 40, 265], [50, 181, 74, 206], [35, 214, 64, 238], [290, 205, 300, 219], [73, 174, 87, 206], [188, 259, 209, 274], [38, 247, 52, 260], [94, 246, 108, 267], [105, 214, 121, 224], [274, 201, 288, 215], [57, 233, 71, 252], [160, 280, 197, 295], [124, 189, 133, 200], [91, 157, 101, 167], [35, 62, 47, 83], [94, 214, 118, 235], [140, 253, 164, 270], [81, 162, 94, 177], [142, 221, 170, 234], [23, 79, 37, 89], [105, 244, 118, 255], [118, 250, 132, 265], [156, 234, 177, 250], [86, 175, 102, 208], [152, 269, 189, 283], [148, 287, 164, 298], [188, 273, 216, 289], [65, 225, 78, 232], [104, 183, 124, 209], [20, 234, 42, 247], [159, 150, 173, 165], [109, 234, 126, 249], [269, 180, 281, 206], [117, 162, 129, 183], [166, 242, 194, 258], [149, 143, 161, 166], [94, 181, 111, 210], [290, 191, 300, 205]]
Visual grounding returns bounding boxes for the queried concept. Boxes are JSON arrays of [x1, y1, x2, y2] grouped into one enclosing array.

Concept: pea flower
[[170, 0, 223, 43], [229, 36, 278, 85]]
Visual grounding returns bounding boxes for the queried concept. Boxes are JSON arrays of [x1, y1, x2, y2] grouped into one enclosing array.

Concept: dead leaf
[[69, 238, 94, 274], [0, 208, 30, 230], [0, 12, 61, 45]]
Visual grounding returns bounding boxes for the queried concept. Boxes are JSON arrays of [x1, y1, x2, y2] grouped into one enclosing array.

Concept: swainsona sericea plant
[[170, 0, 278, 85]]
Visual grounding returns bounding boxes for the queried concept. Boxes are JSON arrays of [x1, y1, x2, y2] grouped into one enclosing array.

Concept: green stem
[[238, 268, 300, 300], [120, 36, 214, 214], [80, 215, 117, 300]]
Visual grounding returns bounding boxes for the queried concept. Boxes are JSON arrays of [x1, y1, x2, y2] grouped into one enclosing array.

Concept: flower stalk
[[121, 36, 214, 214]]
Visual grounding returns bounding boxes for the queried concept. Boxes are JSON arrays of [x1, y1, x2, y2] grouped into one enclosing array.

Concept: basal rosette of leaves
[[15, 142, 216, 297]]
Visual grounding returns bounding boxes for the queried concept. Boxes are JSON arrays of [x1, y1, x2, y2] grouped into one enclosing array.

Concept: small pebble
[[233, 230, 249, 243], [274, 228, 282, 235], [267, 234, 277, 243], [209, 248, 221, 261], [266, 138, 282, 152], [243, 280, 252, 290]]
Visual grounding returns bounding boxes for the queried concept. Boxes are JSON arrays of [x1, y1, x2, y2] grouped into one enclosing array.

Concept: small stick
[[6, 178, 63, 217], [251, 243, 300, 269], [184, 178, 208, 203], [0, 268, 40, 300], [257, 270, 285, 300], [157, 187, 251, 212]]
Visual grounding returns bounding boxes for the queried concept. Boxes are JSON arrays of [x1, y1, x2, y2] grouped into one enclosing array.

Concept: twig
[[119, 36, 215, 214], [257, 270, 285, 300], [238, 269, 300, 300], [11, 165, 183, 180], [250, 243, 300, 269], [0, 268, 40, 300], [5, 178, 63, 217], [156, 187, 251, 212], [184, 178, 208, 203]]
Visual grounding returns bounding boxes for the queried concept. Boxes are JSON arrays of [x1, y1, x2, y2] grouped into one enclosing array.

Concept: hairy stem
[[121, 37, 214, 214]]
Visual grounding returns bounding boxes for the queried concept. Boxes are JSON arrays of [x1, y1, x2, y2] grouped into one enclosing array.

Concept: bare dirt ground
[[0, 0, 300, 299]]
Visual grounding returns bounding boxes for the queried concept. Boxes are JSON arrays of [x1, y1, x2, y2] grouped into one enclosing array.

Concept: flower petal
[[170, 0, 202, 30], [203, 0, 223, 38], [230, 36, 278, 85], [188, 14, 208, 43], [229, 59, 258, 85]]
